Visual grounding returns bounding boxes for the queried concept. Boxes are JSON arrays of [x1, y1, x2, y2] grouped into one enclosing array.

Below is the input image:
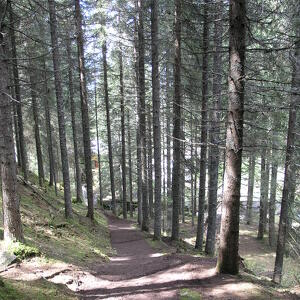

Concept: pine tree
[[152, 0, 161, 240], [75, 0, 94, 219], [171, 0, 182, 241], [216, 0, 246, 275], [48, 0, 73, 218], [0, 11, 23, 242], [273, 8, 299, 282]]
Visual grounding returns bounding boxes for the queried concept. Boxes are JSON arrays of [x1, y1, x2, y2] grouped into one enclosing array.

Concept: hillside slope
[[0, 172, 112, 299]]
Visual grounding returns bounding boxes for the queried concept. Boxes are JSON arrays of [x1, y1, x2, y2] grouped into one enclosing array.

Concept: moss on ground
[[179, 288, 202, 300], [0, 278, 76, 300]]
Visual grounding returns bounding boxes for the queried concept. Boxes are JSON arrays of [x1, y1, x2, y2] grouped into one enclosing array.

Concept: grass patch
[[179, 288, 202, 300], [0, 278, 76, 300]]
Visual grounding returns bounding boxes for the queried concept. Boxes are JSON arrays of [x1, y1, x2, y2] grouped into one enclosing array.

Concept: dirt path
[[77, 215, 292, 300], [2, 214, 297, 299]]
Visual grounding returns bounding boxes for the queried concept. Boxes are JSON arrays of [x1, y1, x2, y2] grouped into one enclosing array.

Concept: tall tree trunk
[[138, 0, 149, 232], [28, 56, 45, 186], [94, 84, 103, 207], [133, 3, 142, 225], [66, 33, 82, 204], [8, 0, 28, 181], [11, 89, 21, 167], [119, 46, 127, 219], [190, 116, 195, 227], [127, 112, 133, 217], [246, 154, 256, 225], [193, 135, 198, 219], [0, 22, 24, 242], [75, 0, 94, 219], [221, 149, 226, 198], [48, 0, 72, 218], [136, 108, 143, 224], [42, 57, 55, 188], [166, 64, 172, 233], [286, 166, 296, 254], [216, 0, 246, 275], [195, 0, 209, 251], [205, 0, 223, 255], [147, 105, 154, 219], [102, 40, 116, 216], [181, 121, 185, 224], [264, 155, 270, 233], [171, 0, 182, 241], [258, 148, 268, 239], [162, 124, 166, 233], [151, 0, 161, 239], [273, 18, 299, 283], [269, 156, 277, 247]]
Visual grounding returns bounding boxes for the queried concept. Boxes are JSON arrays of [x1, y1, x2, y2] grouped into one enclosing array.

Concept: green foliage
[[8, 242, 40, 260]]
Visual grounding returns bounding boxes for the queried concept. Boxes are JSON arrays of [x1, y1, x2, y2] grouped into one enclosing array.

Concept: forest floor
[[0, 175, 299, 299], [178, 216, 300, 288]]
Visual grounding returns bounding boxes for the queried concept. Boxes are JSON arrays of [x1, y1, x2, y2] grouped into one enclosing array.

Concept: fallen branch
[[42, 268, 72, 280]]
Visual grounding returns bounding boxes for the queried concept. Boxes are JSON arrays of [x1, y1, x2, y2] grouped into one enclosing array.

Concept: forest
[[0, 0, 299, 299]]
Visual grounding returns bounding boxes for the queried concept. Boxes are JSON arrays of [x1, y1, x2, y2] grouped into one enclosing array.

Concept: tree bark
[[264, 155, 270, 233], [246, 154, 256, 225], [28, 55, 45, 186], [119, 46, 127, 219], [151, 0, 161, 239], [193, 137, 198, 220], [102, 40, 116, 216], [205, 0, 223, 255], [162, 125, 166, 233], [48, 0, 72, 218], [273, 17, 299, 283], [8, 0, 28, 181], [75, 0, 94, 219], [11, 88, 21, 167], [66, 33, 82, 204], [137, 0, 149, 232], [190, 116, 195, 227], [0, 23, 23, 242], [195, 0, 209, 251], [127, 112, 133, 218], [216, 0, 246, 275], [94, 84, 103, 207], [42, 56, 55, 188], [181, 121, 185, 224], [269, 157, 277, 247], [257, 148, 268, 239], [147, 105, 154, 219], [166, 64, 172, 233], [134, 6, 142, 225], [171, 0, 182, 241]]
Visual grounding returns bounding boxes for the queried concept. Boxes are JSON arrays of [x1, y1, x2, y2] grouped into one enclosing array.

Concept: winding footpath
[[77, 215, 271, 300], [2, 214, 297, 299]]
